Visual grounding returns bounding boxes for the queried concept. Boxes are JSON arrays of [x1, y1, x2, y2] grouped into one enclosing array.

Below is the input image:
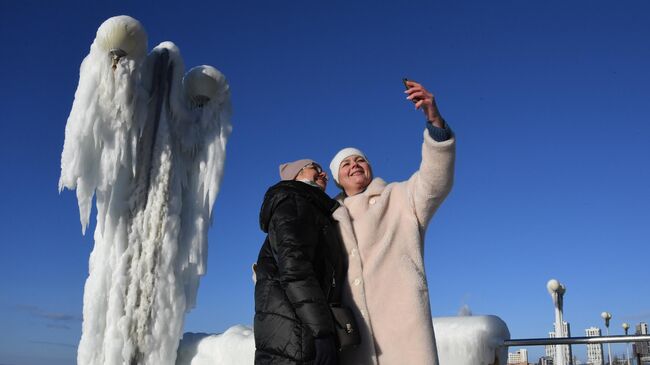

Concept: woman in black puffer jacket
[[254, 159, 345, 365]]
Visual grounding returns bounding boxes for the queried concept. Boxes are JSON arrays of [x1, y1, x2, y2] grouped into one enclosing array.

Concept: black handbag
[[329, 304, 361, 351]]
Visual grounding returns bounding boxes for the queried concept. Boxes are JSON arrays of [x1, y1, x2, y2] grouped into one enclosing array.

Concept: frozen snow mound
[[176, 325, 254, 365], [433, 315, 510, 365], [176, 316, 510, 365]]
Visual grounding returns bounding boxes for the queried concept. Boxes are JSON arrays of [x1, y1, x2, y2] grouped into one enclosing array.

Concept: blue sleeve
[[426, 119, 453, 142]]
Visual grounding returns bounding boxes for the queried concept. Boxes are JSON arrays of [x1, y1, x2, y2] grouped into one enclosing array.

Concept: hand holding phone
[[403, 77, 418, 104], [402, 78, 443, 125]]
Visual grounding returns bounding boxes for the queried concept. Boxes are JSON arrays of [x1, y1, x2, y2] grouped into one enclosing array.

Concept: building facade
[[538, 356, 554, 365], [633, 322, 650, 363], [508, 348, 529, 365], [545, 322, 573, 365], [545, 332, 555, 358], [585, 327, 604, 365]]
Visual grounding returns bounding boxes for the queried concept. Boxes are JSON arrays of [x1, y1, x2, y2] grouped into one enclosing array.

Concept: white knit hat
[[329, 147, 369, 184]]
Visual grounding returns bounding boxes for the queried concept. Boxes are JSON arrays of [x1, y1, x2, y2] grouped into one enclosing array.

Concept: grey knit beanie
[[279, 159, 315, 181]]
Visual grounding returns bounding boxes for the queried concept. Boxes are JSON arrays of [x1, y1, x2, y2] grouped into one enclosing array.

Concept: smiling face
[[295, 163, 328, 190], [338, 155, 372, 196]]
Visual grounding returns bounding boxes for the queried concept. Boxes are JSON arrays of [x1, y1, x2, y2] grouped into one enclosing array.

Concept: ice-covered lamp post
[[547, 279, 566, 365], [622, 322, 631, 365], [601, 311, 613, 365], [59, 15, 232, 365]]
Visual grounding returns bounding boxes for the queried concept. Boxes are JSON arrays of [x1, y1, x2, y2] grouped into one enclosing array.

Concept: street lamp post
[[601, 312, 613, 365], [548, 279, 567, 365], [622, 322, 631, 365]]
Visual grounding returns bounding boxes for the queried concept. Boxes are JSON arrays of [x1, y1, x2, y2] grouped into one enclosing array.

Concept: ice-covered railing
[[505, 335, 650, 365], [175, 318, 650, 365], [434, 315, 510, 365], [176, 315, 511, 365], [505, 335, 650, 347]]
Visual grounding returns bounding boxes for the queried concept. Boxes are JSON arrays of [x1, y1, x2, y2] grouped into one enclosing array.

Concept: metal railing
[[504, 334, 650, 347]]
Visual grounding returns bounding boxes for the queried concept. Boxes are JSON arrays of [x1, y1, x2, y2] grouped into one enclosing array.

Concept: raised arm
[[404, 80, 456, 228]]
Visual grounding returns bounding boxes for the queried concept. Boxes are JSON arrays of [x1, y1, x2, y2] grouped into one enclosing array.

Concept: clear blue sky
[[1, 1, 648, 364]]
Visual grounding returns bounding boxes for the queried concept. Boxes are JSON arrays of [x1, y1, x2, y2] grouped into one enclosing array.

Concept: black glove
[[314, 335, 338, 365]]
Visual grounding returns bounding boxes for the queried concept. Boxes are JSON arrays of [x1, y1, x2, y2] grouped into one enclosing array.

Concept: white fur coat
[[334, 130, 455, 365]]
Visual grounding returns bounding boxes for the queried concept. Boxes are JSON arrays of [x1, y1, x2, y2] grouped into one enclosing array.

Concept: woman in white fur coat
[[329, 80, 455, 365]]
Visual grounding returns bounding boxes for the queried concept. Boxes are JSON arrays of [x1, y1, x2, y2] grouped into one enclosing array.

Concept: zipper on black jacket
[[326, 267, 336, 301]]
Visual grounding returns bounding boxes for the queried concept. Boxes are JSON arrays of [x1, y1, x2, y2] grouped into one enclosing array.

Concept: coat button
[[369, 198, 376, 205], [353, 278, 361, 286], [350, 248, 357, 257]]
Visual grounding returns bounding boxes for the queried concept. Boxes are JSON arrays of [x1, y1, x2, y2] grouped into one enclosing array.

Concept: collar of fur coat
[[335, 177, 387, 202]]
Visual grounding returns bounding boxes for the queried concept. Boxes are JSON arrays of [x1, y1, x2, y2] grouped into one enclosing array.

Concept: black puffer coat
[[254, 180, 346, 364]]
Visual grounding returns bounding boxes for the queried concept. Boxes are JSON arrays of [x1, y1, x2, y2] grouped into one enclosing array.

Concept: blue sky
[[1, 1, 649, 364]]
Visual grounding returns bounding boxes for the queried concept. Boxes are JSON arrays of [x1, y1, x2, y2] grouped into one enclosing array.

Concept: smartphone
[[403, 78, 418, 103], [402, 77, 410, 90]]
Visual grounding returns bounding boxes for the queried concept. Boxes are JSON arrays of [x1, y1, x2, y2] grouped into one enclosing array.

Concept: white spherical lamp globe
[[95, 15, 148, 61], [183, 65, 228, 107], [547, 279, 560, 294], [601, 311, 612, 327]]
